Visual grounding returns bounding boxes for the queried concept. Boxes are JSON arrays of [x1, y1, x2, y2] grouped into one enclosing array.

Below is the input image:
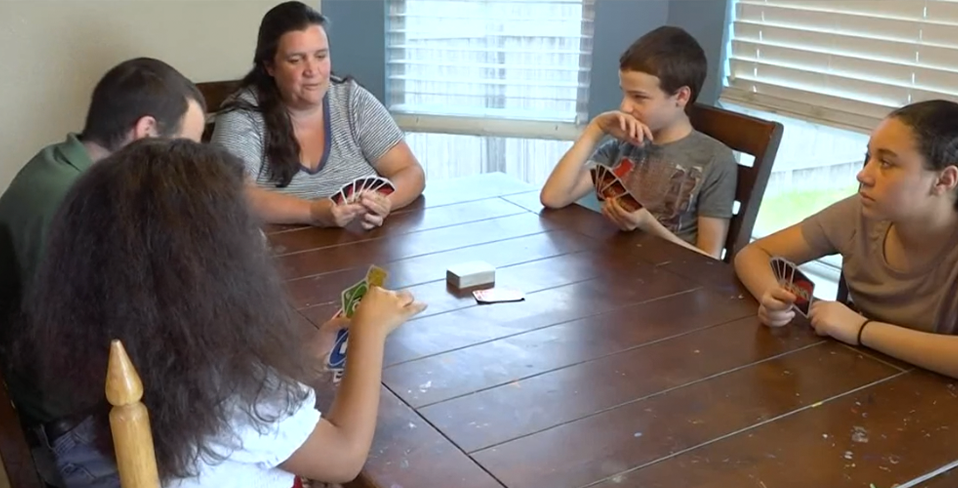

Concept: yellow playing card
[[365, 265, 388, 287]]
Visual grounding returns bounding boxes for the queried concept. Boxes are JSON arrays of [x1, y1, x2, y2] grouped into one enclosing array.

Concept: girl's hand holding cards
[[759, 287, 796, 327]]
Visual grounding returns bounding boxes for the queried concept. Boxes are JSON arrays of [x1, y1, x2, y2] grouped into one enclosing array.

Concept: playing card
[[366, 177, 388, 193], [352, 176, 373, 195], [326, 265, 390, 372], [785, 266, 816, 317], [592, 163, 643, 212], [611, 158, 636, 179], [473, 287, 525, 303], [590, 167, 600, 193], [600, 177, 629, 201], [326, 328, 349, 369], [596, 165, 617, 194], [375, 178, 396, 196], [618, 192, 643, 213], [769, 257, 786, 283]]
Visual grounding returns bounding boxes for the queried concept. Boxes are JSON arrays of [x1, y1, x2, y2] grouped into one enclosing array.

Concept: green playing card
[[341, 279, 369, 318]]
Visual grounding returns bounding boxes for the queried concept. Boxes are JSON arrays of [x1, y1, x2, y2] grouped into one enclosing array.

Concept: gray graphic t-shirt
[[588, 130, 738, 244]]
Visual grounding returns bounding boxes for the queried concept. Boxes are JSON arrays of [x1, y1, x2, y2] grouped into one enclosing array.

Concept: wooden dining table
[[266, 172, 958, 488]]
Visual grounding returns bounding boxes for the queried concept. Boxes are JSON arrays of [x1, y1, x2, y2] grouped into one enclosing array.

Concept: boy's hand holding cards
[[590, 160, 643, 213], [326, 265, 389, 383], [769, 257, 816, 317], [329, 176, 396, 206]]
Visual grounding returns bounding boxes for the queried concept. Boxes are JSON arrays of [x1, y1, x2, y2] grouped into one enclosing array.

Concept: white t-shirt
[[165, 386, 321, 488]]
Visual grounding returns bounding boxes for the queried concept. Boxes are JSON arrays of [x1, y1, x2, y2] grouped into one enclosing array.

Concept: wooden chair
[[0, 370, 44, 488], [106, 340, 159, 488], [689, 103, 784, 263], [0, 340, 158, 488], [195, 80, 243, 142]]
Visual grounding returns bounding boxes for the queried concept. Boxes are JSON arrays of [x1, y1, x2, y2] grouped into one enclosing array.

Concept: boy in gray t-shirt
[[540, 26, 737, 260]]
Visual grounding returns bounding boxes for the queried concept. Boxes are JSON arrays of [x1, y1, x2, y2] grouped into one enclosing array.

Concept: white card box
[[446, 261, 496, 289]]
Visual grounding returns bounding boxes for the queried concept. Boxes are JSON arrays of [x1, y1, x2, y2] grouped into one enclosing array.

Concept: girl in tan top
[[734, 99, 958, 379]]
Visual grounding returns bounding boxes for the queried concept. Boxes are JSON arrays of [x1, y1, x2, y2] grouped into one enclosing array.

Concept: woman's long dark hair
[[15, 138, 316, 480], [220, 1, 346, 188]]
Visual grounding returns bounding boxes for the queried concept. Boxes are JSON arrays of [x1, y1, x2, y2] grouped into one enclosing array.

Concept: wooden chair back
[[106, 340, 159, 488], [689, 103, 784, 263], [195, 80, 243, 142], [0, 369, 44, 488]]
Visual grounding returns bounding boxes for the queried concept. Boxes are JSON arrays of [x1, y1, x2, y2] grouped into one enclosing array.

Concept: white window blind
[[385, 0, 594, 138], [723, 0, 958, 131]]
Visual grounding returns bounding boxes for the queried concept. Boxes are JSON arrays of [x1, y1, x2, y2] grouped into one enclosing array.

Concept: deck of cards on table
[[589, 160, 643, 212], [329, 176, 396, 205], [326, 265, 389, 383], [770, 256, 816, 317]]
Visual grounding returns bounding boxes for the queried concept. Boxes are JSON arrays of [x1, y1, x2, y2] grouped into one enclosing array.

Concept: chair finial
[[106, 339, 160, 488]]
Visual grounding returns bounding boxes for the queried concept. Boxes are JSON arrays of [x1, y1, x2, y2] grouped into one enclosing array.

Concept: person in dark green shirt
[[0, 57, 207, 488]]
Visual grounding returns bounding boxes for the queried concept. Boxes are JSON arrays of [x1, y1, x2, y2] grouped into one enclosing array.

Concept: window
[[722, 100, 862, 300], [724, 0, 958, 132], [720, 0, 958, 298], [385, 0, 595, 184]]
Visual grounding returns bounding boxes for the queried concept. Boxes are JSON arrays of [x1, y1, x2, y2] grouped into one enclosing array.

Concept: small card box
[[446, 261, 496, 289]]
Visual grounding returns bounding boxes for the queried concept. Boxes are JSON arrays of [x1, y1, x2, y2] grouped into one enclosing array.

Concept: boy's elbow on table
[[539, 187, 571, 209]]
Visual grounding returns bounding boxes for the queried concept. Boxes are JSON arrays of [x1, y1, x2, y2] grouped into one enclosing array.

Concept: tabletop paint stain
[[851, 426, 869, 443]]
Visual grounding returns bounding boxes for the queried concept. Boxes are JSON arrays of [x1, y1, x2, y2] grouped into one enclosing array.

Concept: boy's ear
[[673, 86, 692, 109], [937, 165, 958, 193]]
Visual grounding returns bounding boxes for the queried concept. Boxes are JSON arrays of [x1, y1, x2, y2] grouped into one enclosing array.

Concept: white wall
[[0, 0, 313, 192]]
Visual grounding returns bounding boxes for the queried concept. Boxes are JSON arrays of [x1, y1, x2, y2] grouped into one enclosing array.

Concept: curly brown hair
[[15, 138, 317, 480]]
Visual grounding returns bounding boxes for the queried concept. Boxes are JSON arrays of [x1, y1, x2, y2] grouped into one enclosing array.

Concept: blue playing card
[[326, 328, 349, 369]]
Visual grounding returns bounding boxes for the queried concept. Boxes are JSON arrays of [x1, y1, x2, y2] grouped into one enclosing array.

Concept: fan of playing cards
[[770, 257, 816, 318], [325, 265, 389, 383], [329, 176, 396, 205], [590, 161, 643, 213]]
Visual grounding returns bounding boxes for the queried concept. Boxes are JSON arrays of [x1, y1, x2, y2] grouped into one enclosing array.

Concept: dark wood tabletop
[[267, 172, 958, 488]]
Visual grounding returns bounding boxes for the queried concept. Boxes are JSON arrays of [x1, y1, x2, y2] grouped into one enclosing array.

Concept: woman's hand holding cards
[[359, 191, 392, 230], [808, 301, 866, 345], [759, 287, 796, 327], [311, 198, 365, 228]]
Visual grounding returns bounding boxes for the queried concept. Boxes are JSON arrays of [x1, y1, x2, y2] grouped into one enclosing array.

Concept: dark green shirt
[[0, 133, 94, 425]]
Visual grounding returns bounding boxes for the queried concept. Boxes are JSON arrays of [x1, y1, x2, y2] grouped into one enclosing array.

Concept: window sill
[[391, 112, 583, 141]]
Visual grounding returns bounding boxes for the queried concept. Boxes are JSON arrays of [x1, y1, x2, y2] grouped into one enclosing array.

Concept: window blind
[[385, 0, 595, 127], [723, 0, 958, 131]]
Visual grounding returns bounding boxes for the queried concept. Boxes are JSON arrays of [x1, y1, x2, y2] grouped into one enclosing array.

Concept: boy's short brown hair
[[619, 26, 708, 106]]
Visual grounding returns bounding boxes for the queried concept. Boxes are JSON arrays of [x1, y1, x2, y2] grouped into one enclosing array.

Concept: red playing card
[[343, 182, 356, 202], [618, 192, 643, 213], [787, 268, 816, 317], [596, 165, 617, 195], [473, 287, 525, 303], [600, 178, 628, 200], [611, 158, 635, 179]]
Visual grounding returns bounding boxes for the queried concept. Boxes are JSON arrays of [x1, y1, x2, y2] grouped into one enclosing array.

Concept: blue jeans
[[31, 416, 120, 488]]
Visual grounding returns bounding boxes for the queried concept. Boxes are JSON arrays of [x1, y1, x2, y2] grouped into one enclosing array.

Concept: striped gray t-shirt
[[210, 78, 404, 199]]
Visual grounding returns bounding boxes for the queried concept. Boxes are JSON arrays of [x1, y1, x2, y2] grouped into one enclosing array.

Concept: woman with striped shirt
[[212, 1, 425, 229]]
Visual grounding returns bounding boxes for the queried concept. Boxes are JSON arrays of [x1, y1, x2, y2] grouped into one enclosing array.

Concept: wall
[[0, 0, 297, 192], [322, 0, 731, 117]]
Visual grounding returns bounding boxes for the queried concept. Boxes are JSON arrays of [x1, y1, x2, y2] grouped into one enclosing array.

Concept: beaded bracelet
[[856, 319, 873, 346]]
